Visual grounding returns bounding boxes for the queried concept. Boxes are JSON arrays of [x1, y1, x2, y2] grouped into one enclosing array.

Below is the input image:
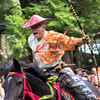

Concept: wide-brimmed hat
[[23, 14, 51, 28]]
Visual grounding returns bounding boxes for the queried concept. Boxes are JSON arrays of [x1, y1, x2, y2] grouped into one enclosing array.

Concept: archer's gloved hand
[[82, 35, 90, 44]]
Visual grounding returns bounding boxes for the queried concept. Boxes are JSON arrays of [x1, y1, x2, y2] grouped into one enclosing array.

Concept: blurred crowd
[[74, 67, 100, 92]]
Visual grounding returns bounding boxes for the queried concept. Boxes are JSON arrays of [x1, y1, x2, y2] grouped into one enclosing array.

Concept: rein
[[7, 72, 39, 100], [7, 72, 55, 100]]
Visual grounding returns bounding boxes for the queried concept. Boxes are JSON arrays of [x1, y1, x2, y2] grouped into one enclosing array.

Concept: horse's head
[[3, 59, 59, 100], [3, 59, 25, 100], [3, 59, 48, 100]]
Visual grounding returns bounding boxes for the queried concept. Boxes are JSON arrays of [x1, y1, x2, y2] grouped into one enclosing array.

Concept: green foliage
[[1, 0, 100, 60], [5, 15, 29, 38], [0, 0, 22, 22], [72, 0, 100, 33], [5, 14, 31, 59], [6, 35, 26, 59], [0, 0, 30, 60]]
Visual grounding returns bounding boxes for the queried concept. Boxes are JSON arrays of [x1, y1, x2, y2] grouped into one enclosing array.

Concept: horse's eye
[[17, 81, 23, 85]]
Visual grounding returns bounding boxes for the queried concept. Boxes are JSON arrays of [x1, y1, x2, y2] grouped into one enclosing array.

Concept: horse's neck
[[26, 73, 51, 97]]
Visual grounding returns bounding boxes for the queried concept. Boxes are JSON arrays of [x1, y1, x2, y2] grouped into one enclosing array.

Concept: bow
[[66, 0, 99, 84]]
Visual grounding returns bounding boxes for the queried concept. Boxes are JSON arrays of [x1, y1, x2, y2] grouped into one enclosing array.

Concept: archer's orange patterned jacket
[[36, 31, 82, 64]]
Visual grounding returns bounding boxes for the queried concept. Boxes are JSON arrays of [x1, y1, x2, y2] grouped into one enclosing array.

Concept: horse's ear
[[13, 58, 21, 72]]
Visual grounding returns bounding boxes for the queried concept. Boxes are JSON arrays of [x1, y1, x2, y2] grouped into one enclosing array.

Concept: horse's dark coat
[[3, 59, 61, 100]]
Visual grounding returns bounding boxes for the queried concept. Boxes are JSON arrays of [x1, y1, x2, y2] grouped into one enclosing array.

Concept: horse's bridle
[[7, 72, 39, 100]]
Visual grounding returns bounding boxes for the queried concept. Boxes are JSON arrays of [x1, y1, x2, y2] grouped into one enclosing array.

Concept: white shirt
[[28, 33, 61, 69]]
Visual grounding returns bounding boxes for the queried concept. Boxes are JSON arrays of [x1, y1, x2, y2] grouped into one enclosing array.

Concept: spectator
[[75, 68, 88, 80], [88, 67, 100, 91], [0, 76, 5, 100]]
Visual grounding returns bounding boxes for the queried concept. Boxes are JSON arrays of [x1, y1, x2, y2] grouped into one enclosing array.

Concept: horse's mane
[[4, 60, 47, 82], [4, 60, 14, 78]]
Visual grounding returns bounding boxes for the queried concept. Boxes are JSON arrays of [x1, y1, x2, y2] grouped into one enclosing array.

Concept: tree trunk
[[0, 33, 7, 62], [62, 51, 73, 64], [73, 49, 81, 67]]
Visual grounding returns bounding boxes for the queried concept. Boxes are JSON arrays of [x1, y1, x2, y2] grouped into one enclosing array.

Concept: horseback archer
[[23, 14, 98, 99]]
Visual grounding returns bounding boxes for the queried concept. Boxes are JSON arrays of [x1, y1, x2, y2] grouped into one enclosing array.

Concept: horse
[[2, 59, 73, 100], [3, 58, 98, 100]]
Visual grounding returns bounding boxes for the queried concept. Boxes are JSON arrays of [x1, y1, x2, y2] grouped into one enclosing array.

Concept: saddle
[[47, 75, 74, 100]]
